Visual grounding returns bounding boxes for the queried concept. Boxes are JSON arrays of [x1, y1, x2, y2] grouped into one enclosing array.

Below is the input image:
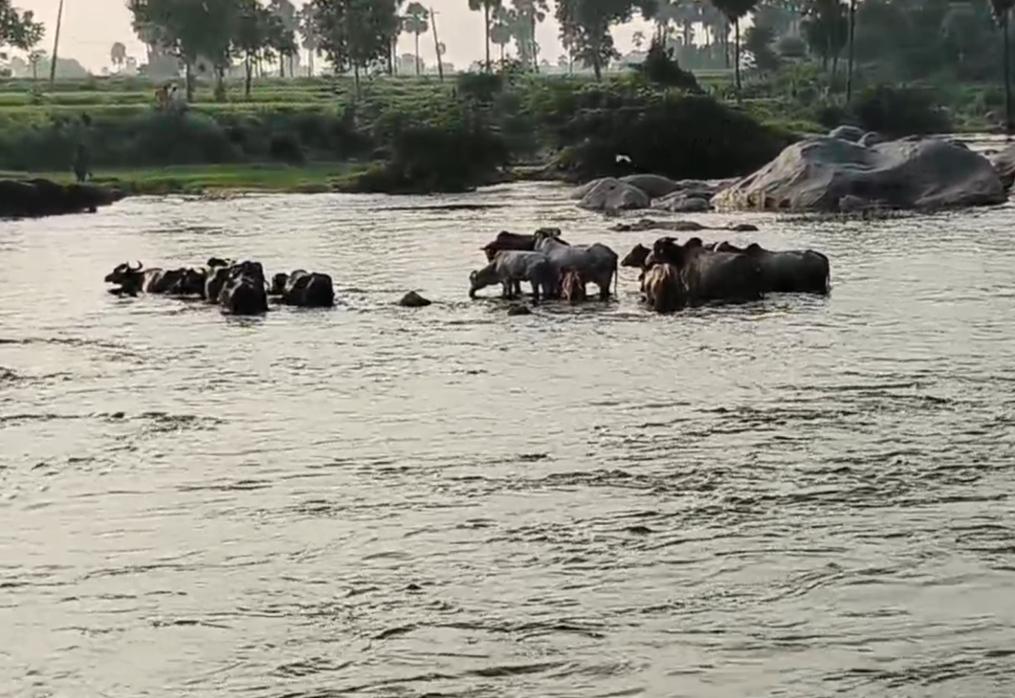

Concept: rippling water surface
[[2, 181, 1015, 698]]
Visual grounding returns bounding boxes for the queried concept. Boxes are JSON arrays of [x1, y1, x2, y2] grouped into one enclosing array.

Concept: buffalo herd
[[471, 227, 830, 312], [103, 226, 830, 316], [104, 258, 334, 315]]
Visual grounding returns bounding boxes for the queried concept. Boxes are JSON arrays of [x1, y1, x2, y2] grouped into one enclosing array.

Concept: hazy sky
[[17, 0, 649, 72]]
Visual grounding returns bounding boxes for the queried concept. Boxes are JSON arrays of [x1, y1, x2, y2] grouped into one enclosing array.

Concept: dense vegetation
[[1, 0, 1013, 193]]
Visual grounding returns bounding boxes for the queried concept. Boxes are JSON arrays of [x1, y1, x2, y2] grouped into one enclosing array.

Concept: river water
[[1, 180, 1014, 698]]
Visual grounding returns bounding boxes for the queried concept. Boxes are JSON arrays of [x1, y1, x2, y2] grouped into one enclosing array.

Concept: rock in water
[[397, 291, 432, 307], [651, 193, 711, 213], [619, 174, 680, 199], [858, 131, 886, 148], [829, 125, 865, 142], [991, 143, 1015, 190], [576, 178, 651, 212], [0, 178, 123, 219], [506, 305, 532, 316], [712, 136, 1006, 212]]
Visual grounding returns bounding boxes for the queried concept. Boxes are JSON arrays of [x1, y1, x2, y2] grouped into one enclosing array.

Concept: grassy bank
[[0, 162, 371, 196], [0, 69, 997, 196]]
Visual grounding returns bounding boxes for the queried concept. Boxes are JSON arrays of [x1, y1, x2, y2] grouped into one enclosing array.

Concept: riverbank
[[0, 162, 561, 199], [0, 163, 368, 197]]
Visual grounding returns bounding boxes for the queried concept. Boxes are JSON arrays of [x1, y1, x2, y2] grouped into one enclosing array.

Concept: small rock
[[727, 222, 759, 232], [397, 291, 432, 308], [859, 131, 886, 148], [507, 305, 532, 316], [829, 125, 865, 142]]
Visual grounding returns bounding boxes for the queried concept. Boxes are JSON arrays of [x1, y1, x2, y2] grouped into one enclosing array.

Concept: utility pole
[[49, 0, 65, 85], [430, 7, 443, 82]]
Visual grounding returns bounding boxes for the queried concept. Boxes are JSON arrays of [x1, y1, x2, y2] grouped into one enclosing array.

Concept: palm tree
[[709, 0, 757, 99], [509, 0, 547, 70], [110, 42, 127, 72], [468, 0, 503, 72], [992, 0, 1015, 135], [298, 5, 320, 76], [490, 7, 514, 66], [845, 0, 856, 100], [402, 2, 429, 75]]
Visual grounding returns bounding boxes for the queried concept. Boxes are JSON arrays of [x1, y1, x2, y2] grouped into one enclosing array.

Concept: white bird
[[615, 154, 632, 164]]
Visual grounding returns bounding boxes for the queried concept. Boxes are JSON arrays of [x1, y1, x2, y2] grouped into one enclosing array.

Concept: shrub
[[847, 85, 954, 137]]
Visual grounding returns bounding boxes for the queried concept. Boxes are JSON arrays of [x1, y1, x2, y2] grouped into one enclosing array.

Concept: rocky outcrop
[[991, 143, 1015, 190], [712, 136, 1006, 213], [0, 178, 124, 219], [828, 125, 865, 142], [575, 178, 650, 212], [575, 176, 738, 214], [609, 218, 759, 233]]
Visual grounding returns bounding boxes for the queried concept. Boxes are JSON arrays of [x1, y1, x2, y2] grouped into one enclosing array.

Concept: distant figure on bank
[[73, 143, 91, 183]]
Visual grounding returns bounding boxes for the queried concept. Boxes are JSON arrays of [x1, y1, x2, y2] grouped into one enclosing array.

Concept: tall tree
[[509, 0, 547, 70], [710, 0, 756, 98], [0, 1, 43, 57], [801, 0, 848, 78], [298, 3, 321, 76], [468, 0, 502, 72], [310, 0, 399, 95], [127, 0, 236, 101], [490, 6, 514, 66], [992, 0, 1015, 135], [232, 0, 272, 96], [110, 41, 128, 71], [402, 2, 429, 75], [555, 0, 658, 80], [268, 0, 298, 76]]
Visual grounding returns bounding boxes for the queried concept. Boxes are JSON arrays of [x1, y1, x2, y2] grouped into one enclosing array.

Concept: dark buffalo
[[712, 241, 830, 295], [621, 243, 652, 269], [641, 263, 685, 313], [203, 257, 238, 304], [218, 261, 268, 315], [104, 261, 190, 296], [270, 270, 335, 308], [649, 237, 764, 305]]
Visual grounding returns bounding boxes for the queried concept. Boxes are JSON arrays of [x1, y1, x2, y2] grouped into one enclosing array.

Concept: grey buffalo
[[469, 250, 558, 304], [649, 237, 764, 305], [269, 270, 335, 308], [533, 229, 618, 301], [621, 243, 652, 270], [712, 241, 830, 295], [480, 227, 569, 262]]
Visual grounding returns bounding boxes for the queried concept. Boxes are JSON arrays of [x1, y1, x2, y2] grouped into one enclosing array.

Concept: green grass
[[0, 162, 369, 195]]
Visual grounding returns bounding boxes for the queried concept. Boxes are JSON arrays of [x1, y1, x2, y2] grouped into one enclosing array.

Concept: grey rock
[[712, 136, 1006, 212], [576, 177, 651, 212], [829, 125, 865, 142]]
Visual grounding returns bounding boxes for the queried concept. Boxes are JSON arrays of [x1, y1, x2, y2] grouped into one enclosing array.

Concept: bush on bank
[[0, 76, 801, 191]]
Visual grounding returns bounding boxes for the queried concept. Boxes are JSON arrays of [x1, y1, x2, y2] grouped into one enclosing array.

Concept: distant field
[[0, 70, 736, 114]]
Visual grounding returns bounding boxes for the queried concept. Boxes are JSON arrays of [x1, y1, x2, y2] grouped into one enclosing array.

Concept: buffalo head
[[104, 260, 143, 284]]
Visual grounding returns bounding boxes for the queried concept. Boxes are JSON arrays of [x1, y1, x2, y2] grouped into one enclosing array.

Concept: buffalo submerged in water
[[103, 257, 335, 316]]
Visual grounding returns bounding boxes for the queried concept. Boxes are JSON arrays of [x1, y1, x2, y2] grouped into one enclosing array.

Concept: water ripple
[[0, 181, 1014, 697]]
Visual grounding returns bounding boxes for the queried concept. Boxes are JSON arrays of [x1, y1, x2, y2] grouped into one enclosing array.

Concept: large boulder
[[712, 136, 1007, 212], [0, 178, 124, 219], [619, 174, 680, 198], [991, 143, 1015, 190], [576, 177, 651, 212]]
